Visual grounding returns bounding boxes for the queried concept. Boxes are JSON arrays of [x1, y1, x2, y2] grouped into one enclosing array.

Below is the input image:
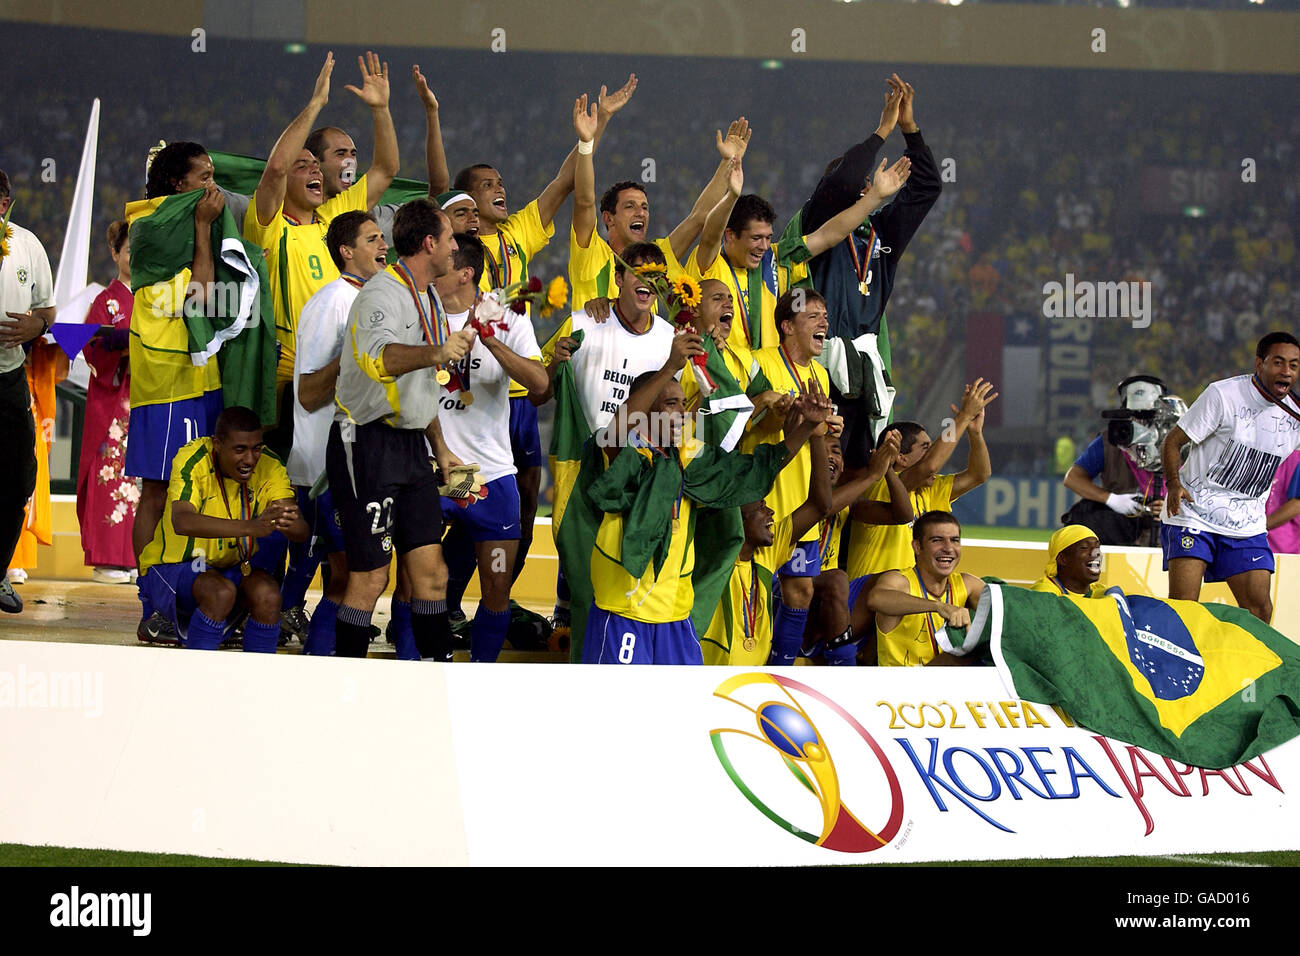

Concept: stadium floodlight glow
[[761, 59, 784, 69], [284, 42, 307, 54], [1183, 205, 1207, 218], [1116, 0, 1131, 8], [946, 0, 966, 7]]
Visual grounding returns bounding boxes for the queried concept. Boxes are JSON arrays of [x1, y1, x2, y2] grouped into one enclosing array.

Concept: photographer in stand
[[1062, 376, 1185, 547]]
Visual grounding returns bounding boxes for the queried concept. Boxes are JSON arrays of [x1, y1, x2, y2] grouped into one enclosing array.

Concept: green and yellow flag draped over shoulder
[[549, 330, 765, 662], [209, 151, 430, 208], [126, 190, 277, 424], [946, 583, 1300, 769]]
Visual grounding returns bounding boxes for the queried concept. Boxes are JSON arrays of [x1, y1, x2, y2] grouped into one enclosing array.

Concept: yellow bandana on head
[[1046, 524, 1098, 577]]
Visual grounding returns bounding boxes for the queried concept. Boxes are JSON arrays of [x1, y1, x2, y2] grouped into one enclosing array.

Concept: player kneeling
[[137, 407, 308, 650]]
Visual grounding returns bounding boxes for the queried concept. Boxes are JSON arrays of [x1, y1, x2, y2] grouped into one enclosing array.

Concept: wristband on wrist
[[577, 139, 594, 155]]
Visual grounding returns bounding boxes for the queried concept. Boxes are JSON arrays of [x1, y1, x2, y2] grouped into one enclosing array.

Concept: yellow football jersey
[[846, 473, 955, 580], [701, 515, 792, 665], [680, 339, 752, 417], [687, 248, 779, 354], [741, 347, 830, 544], [243, 176, 369, 384], [477, 200, 553, 398], [126, 264, 222, 408], [876, 567, 969, 667], [1030, 576, 1108, 599], [568, 229, 683, 315], [591, 498, 696, 625], [139, 438, 293, 574]]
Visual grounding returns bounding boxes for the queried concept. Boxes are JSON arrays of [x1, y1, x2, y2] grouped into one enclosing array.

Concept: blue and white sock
[[242, 616, 280, 653], [768, 604, 809, 667], [186, 611, 226, 651]]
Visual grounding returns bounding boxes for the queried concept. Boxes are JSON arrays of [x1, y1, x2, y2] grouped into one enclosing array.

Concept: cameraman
[[1062, 376, 1171, 547]]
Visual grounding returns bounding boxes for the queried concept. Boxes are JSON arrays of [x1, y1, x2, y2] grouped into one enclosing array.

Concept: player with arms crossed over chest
[[1162, 331, 1300, 623], [868, 510, 985, 667]]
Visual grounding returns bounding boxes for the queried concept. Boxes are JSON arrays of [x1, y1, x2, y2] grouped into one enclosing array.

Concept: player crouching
[[137, 407, 308, 650]]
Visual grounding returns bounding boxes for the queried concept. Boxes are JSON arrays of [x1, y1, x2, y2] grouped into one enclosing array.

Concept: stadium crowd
[[2, 36, 1298, 665]]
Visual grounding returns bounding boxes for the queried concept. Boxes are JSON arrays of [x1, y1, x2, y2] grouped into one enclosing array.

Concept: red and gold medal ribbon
[[846, 223, 878, 294], [777, 343, 808, 395]]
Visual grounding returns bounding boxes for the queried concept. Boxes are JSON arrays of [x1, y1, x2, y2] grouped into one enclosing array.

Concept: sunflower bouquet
[[619, 259, 715, 389]]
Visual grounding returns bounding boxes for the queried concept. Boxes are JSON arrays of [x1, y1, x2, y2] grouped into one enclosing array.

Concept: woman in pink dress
[[75, 220, 139, 582]]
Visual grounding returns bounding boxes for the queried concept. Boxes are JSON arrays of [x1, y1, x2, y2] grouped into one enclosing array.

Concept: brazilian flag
[[950, 583, 1300, 769], [550, 333, 767, 662], [209, 151, 429, 210], [127, 191, 277, 424]]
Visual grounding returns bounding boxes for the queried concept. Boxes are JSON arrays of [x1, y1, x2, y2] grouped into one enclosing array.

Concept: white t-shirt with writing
[[568, 310, 676, 433], [288, 277, 358, 486], [437, 309, 542, 483], [1166, 374, 1300, 537]]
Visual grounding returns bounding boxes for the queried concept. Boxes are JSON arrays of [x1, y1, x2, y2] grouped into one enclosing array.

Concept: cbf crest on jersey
[[16, 267, 28, 285]]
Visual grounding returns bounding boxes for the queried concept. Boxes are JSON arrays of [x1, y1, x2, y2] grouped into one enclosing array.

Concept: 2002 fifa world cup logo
[[710, 673, 905, 853]]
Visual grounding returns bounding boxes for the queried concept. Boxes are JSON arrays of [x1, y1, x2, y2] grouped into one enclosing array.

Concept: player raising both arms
[[454, 74, 638, 605], [243, 51, 399, 417]]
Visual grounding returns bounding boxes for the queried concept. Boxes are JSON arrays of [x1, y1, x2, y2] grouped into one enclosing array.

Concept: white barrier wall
[[1, 641, 1295, 866]]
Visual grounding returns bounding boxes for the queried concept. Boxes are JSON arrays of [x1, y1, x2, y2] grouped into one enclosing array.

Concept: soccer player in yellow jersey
[[127, 141, 234, 643], [137, 407, 308, 651], [244, 51, 399, 401], [1031, 525, 1107, 599], [844, 378, 997, 582], [684, 159, 784, 354], [868, 510, 984, 667], [741, 290, 833, 665], [801, 429, 913, 665], [701, 432, 832, 666], [569, 117, 751, 309], [584, 369, 830, 665], [455, 75, 637, 596]]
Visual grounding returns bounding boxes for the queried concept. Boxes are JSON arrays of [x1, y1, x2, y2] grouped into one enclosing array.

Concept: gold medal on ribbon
[[859, 280, 870, 295], [240, 560, 252, 577], [460, 391, 474, 406], [436, 369, 451, 386], [742, 636, 757, 653]]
